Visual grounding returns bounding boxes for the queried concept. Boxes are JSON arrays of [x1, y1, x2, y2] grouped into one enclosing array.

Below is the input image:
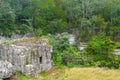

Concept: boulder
[[24, 64, 34, 76], [0, 61, 16, 79], [114, 49, 120, 55]]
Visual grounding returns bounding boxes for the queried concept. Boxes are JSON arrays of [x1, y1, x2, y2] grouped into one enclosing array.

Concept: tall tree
[[0, 0, 15, 36]]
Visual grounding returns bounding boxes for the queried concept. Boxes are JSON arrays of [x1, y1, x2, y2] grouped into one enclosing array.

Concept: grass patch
[[16, 71, 31, 80], [65, 67, 120, 80], [27, 67, 120, 80], [40, 66, 66, 80]]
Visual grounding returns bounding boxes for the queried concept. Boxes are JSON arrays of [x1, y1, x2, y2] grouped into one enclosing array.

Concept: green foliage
[[0, 0, 16, 36], [46, 32, 79, 66], [0, 0, 119, 41], [0, 0, 120, 69], [46, 32, 119, 68], [86, 32, 115, 54], [82, 32, 120, 68], [109, 26, 120, 41], [34, 28, 43, 37], [89, 54, 120, 69], [2, 40, 14, 45], [116, 42, 120, 48]]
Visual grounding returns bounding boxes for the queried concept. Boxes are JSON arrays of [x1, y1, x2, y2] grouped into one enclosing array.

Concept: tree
[[0, 0, 15, 36]]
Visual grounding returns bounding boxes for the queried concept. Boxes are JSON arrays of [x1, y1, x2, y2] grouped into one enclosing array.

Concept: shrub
[[45, 32, 79, 66], [85, 32, 115, 54], [115, 42, 120, 49], [85, 32, 120, 68], [45, 32, 120, 68]]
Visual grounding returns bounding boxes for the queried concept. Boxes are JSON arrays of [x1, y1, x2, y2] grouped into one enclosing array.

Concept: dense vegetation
[[0, 0, 120, 69], [0, 0, 120, 41], [45, 32, 120, 68]]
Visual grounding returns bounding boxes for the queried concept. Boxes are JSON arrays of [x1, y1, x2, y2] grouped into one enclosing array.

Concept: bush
[[115, 42, 120, 49], [86, 32, 115, 54], [45, 32, 120, 68], [45, 32, 79, 66], [85, 32, 120, 68]]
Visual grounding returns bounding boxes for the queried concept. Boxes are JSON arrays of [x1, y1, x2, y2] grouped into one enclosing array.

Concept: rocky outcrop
[[0, 38, 53, 77], [0, 61, 16, 79]]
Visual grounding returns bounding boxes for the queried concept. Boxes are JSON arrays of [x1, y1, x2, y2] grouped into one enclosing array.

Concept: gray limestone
[[0, 38, 53, 77], [68, 34, 75, 44], [0, 61, 16, 78], [114, 49, 120, 55]]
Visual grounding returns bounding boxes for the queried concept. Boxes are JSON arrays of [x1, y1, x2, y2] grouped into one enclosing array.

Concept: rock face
[[79, 42, 87, 51], [0, 61, 16, 78], [68, 34, 75, 44], [114, 49, 120, 55], [0, 38, 53, 76]]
